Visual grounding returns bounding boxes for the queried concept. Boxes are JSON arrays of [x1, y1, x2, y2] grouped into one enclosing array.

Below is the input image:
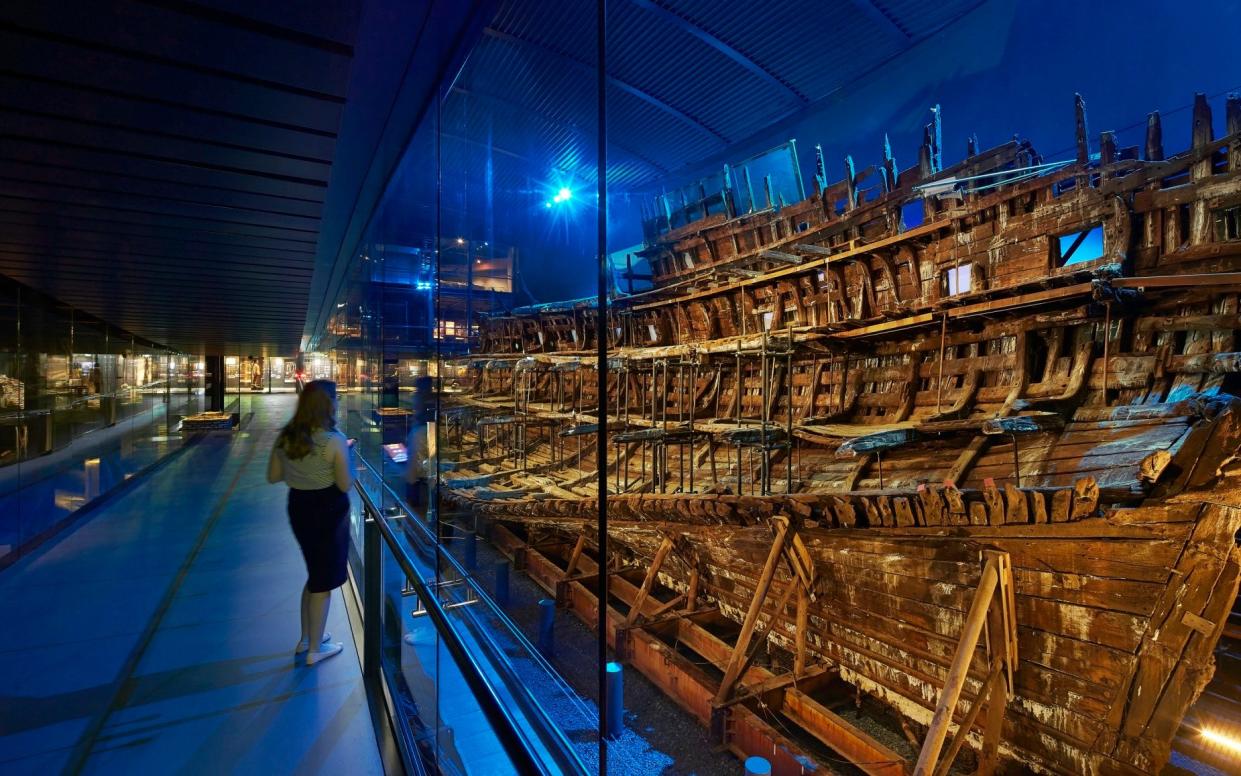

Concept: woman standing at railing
[[267, 379, 353, 665]]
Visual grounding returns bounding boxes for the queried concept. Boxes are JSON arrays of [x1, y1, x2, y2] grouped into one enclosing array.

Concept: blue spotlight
[[553, 187, 573, 203]]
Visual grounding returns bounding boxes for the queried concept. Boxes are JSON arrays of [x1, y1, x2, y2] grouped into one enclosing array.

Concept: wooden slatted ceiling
[[0, 0, 360, 353]]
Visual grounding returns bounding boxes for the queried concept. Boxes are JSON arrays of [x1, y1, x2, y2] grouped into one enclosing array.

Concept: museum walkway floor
[[0, 394, 384, 775]]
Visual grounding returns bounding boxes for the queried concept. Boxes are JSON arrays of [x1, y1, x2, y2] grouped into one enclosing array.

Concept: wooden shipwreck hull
[[440, 93, 1241, 775]]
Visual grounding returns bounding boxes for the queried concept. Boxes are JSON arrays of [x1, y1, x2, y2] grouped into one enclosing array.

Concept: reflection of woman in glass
[[267, 380, 353, 665]]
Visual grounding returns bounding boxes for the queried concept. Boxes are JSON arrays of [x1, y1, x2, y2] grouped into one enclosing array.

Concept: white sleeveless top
[[277, 429, 341, 490]]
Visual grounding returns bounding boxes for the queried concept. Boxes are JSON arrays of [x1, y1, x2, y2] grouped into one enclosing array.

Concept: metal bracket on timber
[[913, 550, 1018, 776]]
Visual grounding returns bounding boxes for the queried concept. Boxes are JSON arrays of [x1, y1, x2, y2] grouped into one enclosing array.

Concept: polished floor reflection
[[0, 395, 382, 775]]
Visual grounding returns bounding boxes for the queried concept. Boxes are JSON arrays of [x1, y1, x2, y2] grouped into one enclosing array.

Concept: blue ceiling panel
[[441, 0, 988, 202]]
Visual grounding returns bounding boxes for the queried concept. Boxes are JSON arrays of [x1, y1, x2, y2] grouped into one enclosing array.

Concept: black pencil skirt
[[288, 485, 350, 593]]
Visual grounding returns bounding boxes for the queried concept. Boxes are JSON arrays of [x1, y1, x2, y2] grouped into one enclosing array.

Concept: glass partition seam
[[595, 3, 609, 773]]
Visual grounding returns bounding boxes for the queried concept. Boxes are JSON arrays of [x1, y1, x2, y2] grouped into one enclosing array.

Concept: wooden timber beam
[[1111, 272, 1241, 288], [564, 533, 588, 576], [630, 604, 716, 632], [913, 550, 1017, 776], [930, 660, 1004, 776], [724, 577, 799, 699], [685, 566, 701, 611], [760, 249, 805, 265], [714, 517, 790, 704], [945, 435, 990, 485], [718, 664, 834, 710], [784, 689, 908, 776], [842, 453, 873, 492], [794, 585, 810, 676], [624, 536, 675, 628]]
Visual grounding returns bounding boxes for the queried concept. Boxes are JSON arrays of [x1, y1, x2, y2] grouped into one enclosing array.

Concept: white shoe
[[295, 632, 332, 654], [306, 642, 344, 666]]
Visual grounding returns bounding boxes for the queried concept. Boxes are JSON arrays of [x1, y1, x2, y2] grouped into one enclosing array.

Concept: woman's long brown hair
[[277, 380, 337, 460]]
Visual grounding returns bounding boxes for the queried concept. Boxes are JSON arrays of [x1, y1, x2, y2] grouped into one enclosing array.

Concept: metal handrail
[[356, 456, 597, 730], [353, 480, 578, 776]]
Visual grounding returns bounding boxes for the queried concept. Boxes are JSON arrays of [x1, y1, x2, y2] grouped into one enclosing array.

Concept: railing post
[[363, 511, 381, 685]]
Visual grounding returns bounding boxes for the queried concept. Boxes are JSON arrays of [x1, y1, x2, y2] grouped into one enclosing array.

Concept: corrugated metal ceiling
[[445, 0, 987, 193], [0, 0, 361, 353]]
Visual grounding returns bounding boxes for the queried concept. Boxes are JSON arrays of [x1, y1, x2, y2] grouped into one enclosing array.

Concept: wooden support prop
[[565, 533, 588, 577], [648, 593, 686, 618], [721, 664, 833, 710], [946, 435, 990, 485], [913, 550, 1017, 776], [729, 575, 801, 699], [931, 660, 1004, 776], [979, 560, 1016, 775], [794, 585, 809, 676], [713, 517, 790, 704], [624, 536, 675, 628]]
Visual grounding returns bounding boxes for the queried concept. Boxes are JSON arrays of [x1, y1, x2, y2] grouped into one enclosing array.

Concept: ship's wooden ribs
[[927, 367, 980, 422], [914, 550, 1018, 776], [1015, 340, 1092, 413], [448, 94, 1241, 776]]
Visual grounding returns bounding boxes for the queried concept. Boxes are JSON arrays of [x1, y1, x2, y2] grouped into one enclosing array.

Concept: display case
[[0, 275, 196, 567]]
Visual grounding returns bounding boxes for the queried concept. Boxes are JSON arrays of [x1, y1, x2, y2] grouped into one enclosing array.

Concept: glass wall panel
[[310, 2, 607, 771], [435, 0, 604, 770], [0, 276, 187, 569]]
